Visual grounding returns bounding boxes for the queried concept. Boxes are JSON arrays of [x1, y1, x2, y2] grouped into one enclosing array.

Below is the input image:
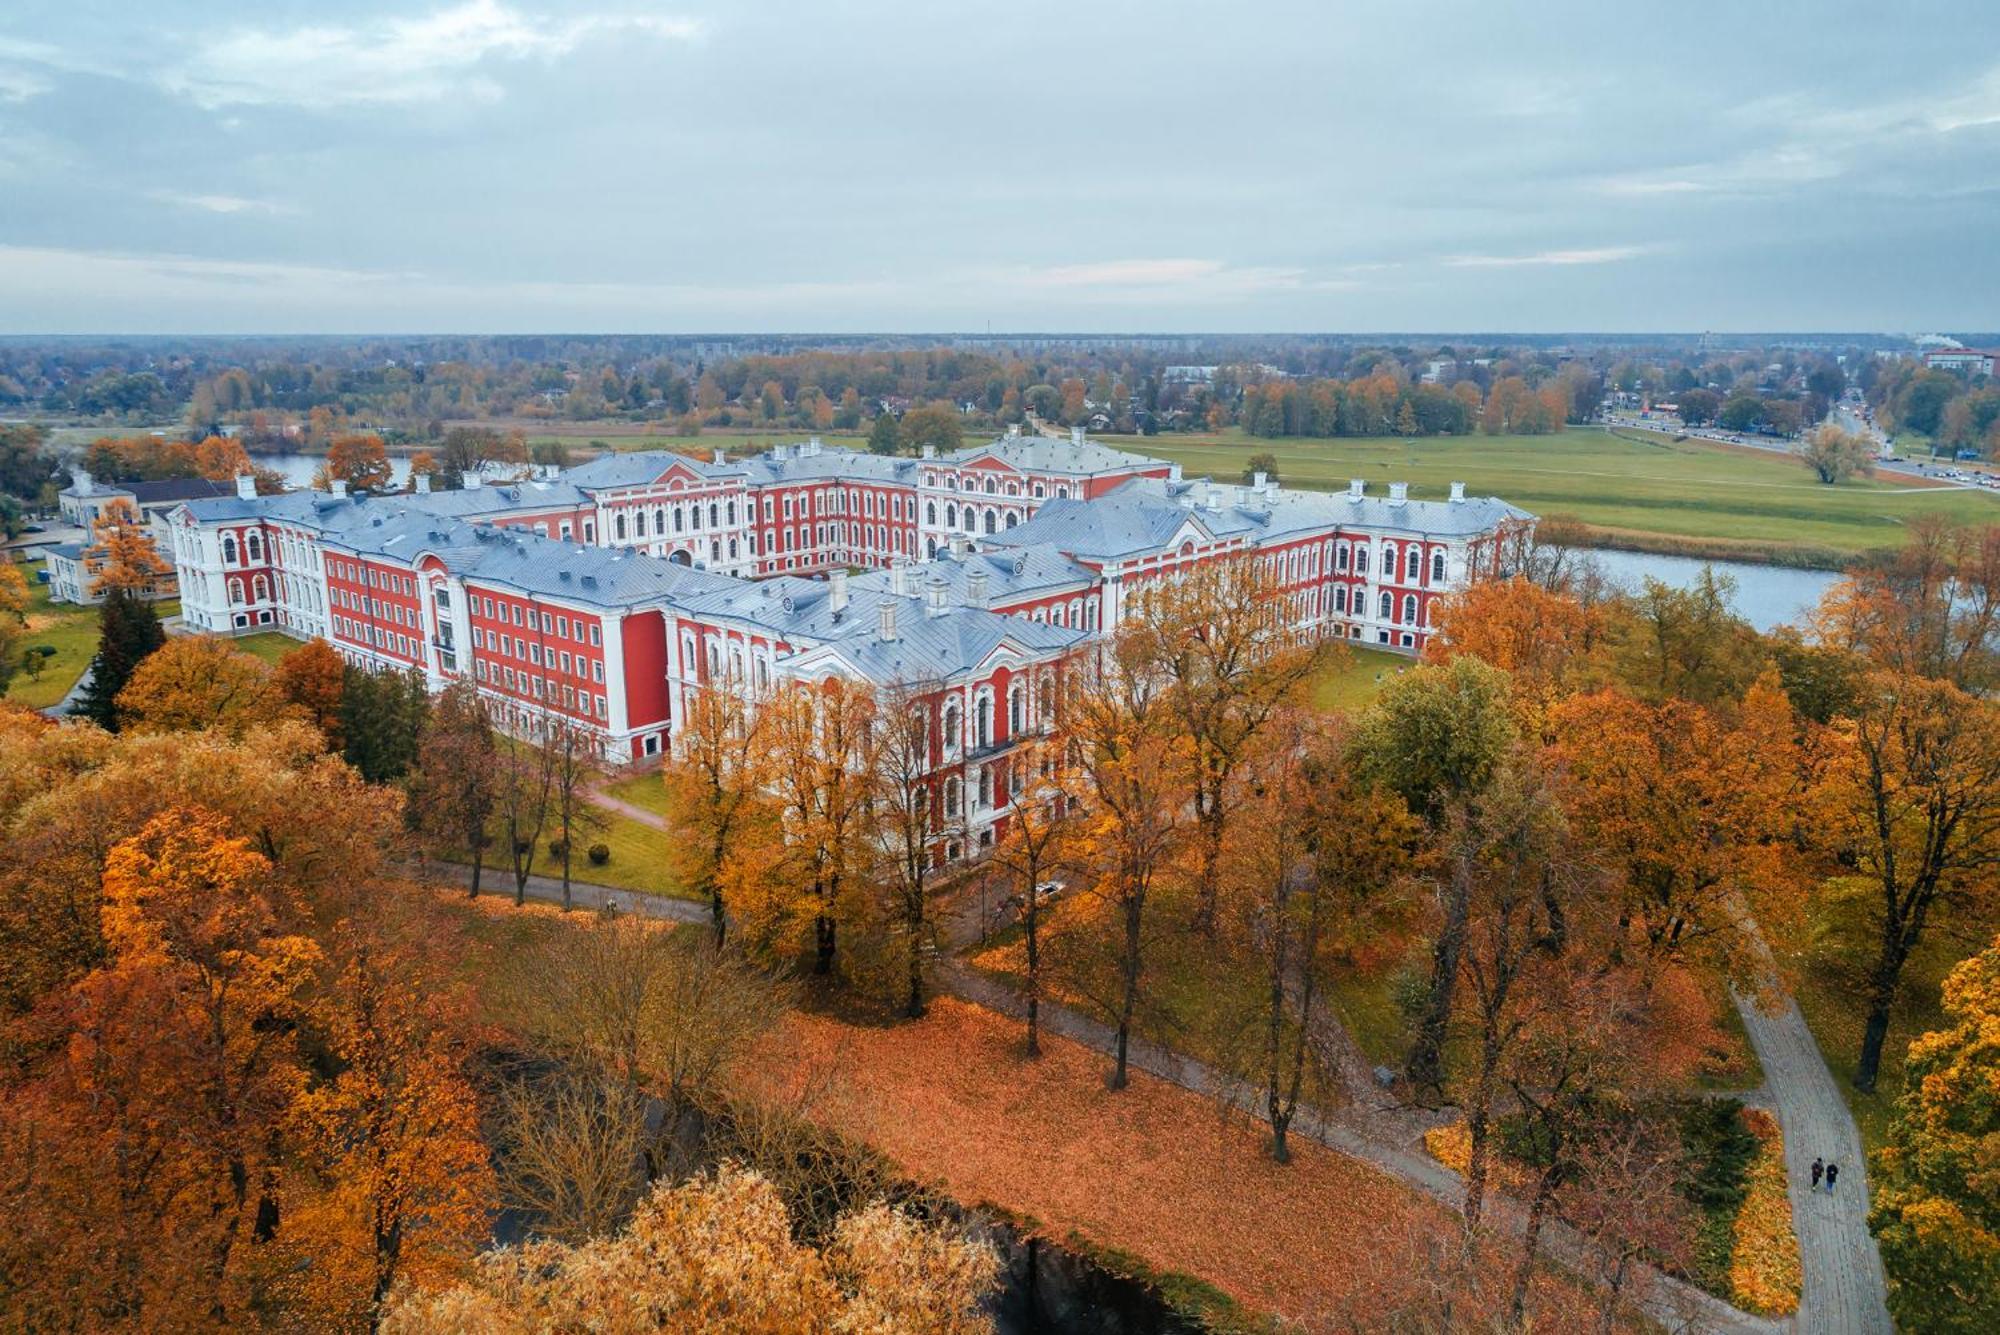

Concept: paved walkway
[[941, 958, 1783, 1335], [1733, 986, 1892, 1334], [414, 858, 706, 923], [588, 784, 667, 831], [40, 660, 91, 719]]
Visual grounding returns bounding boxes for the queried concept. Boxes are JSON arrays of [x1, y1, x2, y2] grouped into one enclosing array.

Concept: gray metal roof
[[849, 544, 1095, 607], [940, 434, 1166, 477], [985, 476, 1533, 561]]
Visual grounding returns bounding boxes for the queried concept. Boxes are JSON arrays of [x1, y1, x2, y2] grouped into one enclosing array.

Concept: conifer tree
[[71, 586, 164, 731]]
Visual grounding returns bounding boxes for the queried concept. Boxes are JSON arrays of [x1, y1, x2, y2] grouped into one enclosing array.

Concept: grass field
[[7, 563, 98, 709], [227, 630, 303, 665], [1310, 644, 1411, 712], [1103, 427, 1999, 567], [602, 767, 671, 817]]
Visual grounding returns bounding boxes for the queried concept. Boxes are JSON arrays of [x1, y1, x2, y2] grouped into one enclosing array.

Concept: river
[[1576, 548, 1843, 633]]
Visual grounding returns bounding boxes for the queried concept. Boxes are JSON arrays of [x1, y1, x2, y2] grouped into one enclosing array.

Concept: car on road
[[1006, 880, 1067, 912]]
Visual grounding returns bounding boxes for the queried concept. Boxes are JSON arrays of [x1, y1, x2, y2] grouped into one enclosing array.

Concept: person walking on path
[[1825, 1162, 1839, 1194], [1811, 1158, 1824, 1190]]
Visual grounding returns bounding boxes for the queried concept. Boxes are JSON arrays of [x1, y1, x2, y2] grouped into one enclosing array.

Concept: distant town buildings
[[1922, 348, 1996, 377]]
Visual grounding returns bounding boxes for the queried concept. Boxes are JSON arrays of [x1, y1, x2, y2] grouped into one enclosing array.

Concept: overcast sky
[[1, 0, 1996, 334]]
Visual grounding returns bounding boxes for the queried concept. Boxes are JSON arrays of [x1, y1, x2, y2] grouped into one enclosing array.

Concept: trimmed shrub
[[587, 843, 610, 866]]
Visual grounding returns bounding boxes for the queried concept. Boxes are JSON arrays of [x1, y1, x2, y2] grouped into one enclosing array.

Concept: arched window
[[1356, 546, 1369, 574], [1008, 685, 1023, 736], [926, 501, 937, 525], [1336, 544, 1349, 572], [983, 509, 997, 535], [228, 576, 244, 604], [945, 503, 957, 528], [710, 502, 720, 527], [1431, 551, 1446, 584], [1402, 594, 1418, 624], [943, 701, 961, 753], [944, 777, 962, 817], [978, 766, 993, 808], [1379, 591, 1393, 620], [1335, 586, 1348, 614], [221, 534, 238, 564], [253, 574, 268, 602], [246, 532, 263, 562], [614, 513, 627, 541], [1005, 512, 1019, 528], [1407, 547, 1421, 580], [975, 691, 992, 748]]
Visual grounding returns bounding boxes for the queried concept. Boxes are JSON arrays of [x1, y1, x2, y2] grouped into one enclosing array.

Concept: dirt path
[[1733, 987, 1892, 1334]]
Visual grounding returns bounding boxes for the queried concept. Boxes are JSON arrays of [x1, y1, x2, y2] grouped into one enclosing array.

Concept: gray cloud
[[1, 1, 1996, 332]]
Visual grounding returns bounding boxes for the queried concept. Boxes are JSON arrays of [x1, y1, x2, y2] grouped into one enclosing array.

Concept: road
[[1609, 410, 2000, 493]]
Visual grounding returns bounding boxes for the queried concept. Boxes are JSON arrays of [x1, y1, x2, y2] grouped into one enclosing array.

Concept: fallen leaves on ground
[[1729, 1107, 1802, 1316]]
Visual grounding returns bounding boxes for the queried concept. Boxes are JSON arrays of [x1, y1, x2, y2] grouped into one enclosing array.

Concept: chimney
[[1252, 470, 1268, 490], [331, 478, 349, 498], [1205, 486, 1224, 511], [828, 568, 849, 615], [921, 444, 936, 459], [463, 473, 482, 489], [1071, 425, 1085, 446], [414, 472, 432, 494], [713, 448, 726, 465], [1389, 482, 1409, 506], [772, 443, 789, 461], [889, 555, 911, 598], [73, 468, 93, 496], [925, 577, 950, 617], [949, 534, 971, 559], [1006, 423, 1022, 438], [1264, 480, 1280, 503], [1449, 480, 1465, 503], [1347, 479, 1365, 502], [1168, 462, 1182, 483], [235, 472, 257, 500], [966, 566, 989, 607], [878, 600, 898, 642]]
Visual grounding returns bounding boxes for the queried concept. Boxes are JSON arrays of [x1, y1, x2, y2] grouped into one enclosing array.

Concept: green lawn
[[1310, 644, 1412, 713], [228, 630, 305, 665], [1106, 427, 2000, 567], [6, 562, 100, 710], [602, 767, 671, 818]]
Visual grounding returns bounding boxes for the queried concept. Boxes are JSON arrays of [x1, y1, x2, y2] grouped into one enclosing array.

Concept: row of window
[[472, 626, 607, 683], [334, 615, 420, 660], [921, 471, 1065, 500], [471, 595, 603, 647], [474, 658, 608, 717]]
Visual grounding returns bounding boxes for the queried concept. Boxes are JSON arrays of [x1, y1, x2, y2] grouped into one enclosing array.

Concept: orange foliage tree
[[83, 496, 173, 596], [116, 634, 295, 737], [275, 636, 347, 747], [662, 672, 767, 944]]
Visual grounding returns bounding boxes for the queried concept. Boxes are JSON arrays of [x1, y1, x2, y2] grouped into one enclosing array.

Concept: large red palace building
[[167, 428, 1533, 855]]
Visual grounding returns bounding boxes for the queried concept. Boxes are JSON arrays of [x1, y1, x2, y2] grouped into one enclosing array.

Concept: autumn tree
[[495, 727, 557, 907], [1425, 574, 1606, 720], [1546, 684, 1802, 979], [1224, 724, 1414, 1161], [505, 909, 783, 1168], [1800, 422, 1875, 484], [1126, 556, 1327, 933], [71, 587, 166, 730], [1, 808, 318, 1328], [275, 636, 346, 748], [281, 897, 495, 1323], [1066, 636, 1194, 1089], [410, 681, 497, 896], [989, 744, 1076, 1057], [319, 433, 394, 492], [496, 1071, 646, 1244], [662, 674, 766, 944], [1817, 517, 2000, 691], [116, 635, 293, 737], [193, 434, 253, 482], [873, 679, 945, 1017], [898, 403, 963, 456], [542, 713, 606, 911], [1604, 568, 1764, 706], [731, 678, 879, 977], [383, 1167, 997, 1334], [867, 410, 901, 455], [1353, 656, 1515, 1097], [0, 559, 26, 695], [1827, 671, 2000, 1090], [1869, 934, 2000, 1332], [83, 496, 172, 596]]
